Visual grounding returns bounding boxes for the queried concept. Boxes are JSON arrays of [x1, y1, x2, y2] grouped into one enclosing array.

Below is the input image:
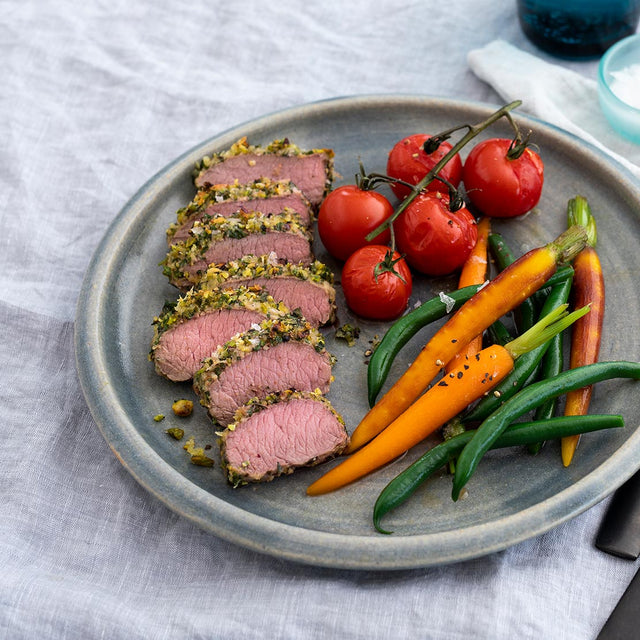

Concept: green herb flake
[[336, 323, 360, 347], [183, 436, 215, 468], [190, 454, 215, 467], [166, 427, 185, 440]]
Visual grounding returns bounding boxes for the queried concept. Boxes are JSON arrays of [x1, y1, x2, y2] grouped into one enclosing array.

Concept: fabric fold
[[468, 40, 640, 180]]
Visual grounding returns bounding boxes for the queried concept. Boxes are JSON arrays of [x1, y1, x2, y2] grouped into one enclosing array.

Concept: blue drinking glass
[[517, 0, 640, 59]]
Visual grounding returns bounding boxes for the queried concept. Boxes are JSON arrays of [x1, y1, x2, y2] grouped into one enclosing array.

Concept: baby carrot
[[457, 217, 491, 289], [461, 272, 573, 425], [561, 197, 605, 466], [446, 217, 491, 373], [307, 304, 589, 495], [345, 225, 588, 454], [488, 232, 536, 333], [366, 266, 572, 407], [308, 346, 512, 495]]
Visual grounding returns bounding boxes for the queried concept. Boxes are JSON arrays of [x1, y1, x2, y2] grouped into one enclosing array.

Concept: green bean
[[452, 361, 640, 501], [487, 319, 513, 347], [366, 266, 576, 407], [462, 274, 573, 424], [535, 332, 566, 422], [366, 284, 482, 407], [528, 329, 565, 454], [373, 414, 624, 534], [486, 232, 511, 263], [489, 233, 536, 333], [543, 264, 574, 286]]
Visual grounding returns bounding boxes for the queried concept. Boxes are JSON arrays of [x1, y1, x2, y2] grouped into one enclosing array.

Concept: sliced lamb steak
[[193, 137, 334, 207], [166, 178, 313, 245], [195, 254, 336, 326], [193, 312, 335, 426], [150, 285, 289, 382], [220, 389, 348, 486], [162, 210, 313, 290]]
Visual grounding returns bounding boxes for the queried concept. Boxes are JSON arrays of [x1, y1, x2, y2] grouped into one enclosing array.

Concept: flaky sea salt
[[610, 63, 640, 110], [439, 291, 456, 313]]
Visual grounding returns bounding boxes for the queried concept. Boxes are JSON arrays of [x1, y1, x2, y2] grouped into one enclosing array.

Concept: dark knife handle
[[596, 470, 640, 560], [596, 565, 640, 640]]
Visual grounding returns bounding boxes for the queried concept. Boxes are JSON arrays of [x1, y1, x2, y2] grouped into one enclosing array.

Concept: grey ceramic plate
[[75, 95, 640, 570]]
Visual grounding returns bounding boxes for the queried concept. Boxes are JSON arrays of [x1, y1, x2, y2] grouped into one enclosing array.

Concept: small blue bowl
[[598, 33, 640, 144]]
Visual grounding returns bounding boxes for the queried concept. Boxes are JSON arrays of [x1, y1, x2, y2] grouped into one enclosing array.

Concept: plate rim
[[75, 93, 640, 570]]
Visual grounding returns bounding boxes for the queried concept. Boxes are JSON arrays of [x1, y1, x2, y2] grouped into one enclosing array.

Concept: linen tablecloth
[[3, 2, 639, 638]]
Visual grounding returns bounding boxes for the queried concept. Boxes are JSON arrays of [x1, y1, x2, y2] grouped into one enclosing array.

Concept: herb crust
[[166, 178, 310, 242], [150, 285, 289, 352], [192, 311, 335, 408], [161, 210, 312, 287], [220, 389, 346, 487], [193, 136, 335, 178]]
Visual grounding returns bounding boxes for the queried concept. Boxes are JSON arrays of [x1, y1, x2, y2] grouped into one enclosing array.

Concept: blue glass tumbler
[[517, 0, 640, 59]]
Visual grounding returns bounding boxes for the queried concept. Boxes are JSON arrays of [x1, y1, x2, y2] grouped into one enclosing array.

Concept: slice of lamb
[[167, 179, 313, 245], [194, 254, 336, 326], [193, 313, 334, 426], [193, 137, 334, 207], [234, 275, 335, 328], [220, 389, 349, 486], [150, 285, 289, 382], [162, 210, 313, 290]]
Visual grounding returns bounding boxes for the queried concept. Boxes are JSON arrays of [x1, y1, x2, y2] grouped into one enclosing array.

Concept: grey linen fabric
[[1, 1, 638, 638]]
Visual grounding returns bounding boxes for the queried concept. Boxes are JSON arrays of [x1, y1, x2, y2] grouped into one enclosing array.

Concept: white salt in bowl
[[598, 33, 640, 144]]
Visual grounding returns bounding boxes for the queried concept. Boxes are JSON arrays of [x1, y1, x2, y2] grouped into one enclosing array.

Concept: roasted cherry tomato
[[342, 245, 412, 320], [386, 134, 463, 200], [394, 191, 477, 276], [317, 185, 394, 261], [462, 138, 544, 218]]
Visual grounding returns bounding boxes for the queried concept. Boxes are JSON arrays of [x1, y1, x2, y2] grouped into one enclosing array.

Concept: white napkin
[[468, 40, 640, 180]]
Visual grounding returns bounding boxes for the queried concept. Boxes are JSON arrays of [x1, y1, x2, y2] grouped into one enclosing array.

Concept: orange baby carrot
[[308, 345, 513, 495], [562, 198, 605, 466], [308, 304, 589, 495], [344, 225, 588, 454], [445, 217, 491, 373], [458, 217, 491, 288]]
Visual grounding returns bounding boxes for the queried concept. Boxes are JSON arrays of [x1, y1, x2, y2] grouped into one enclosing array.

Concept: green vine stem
[[365, 100, 523, 242]]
